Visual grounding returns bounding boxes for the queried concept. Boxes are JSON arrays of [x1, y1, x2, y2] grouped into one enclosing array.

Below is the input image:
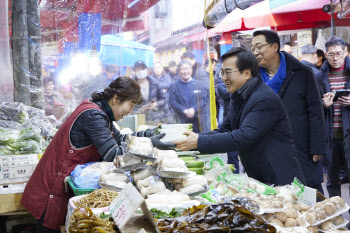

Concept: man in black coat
[[175, 47, 305, 186], [251, 30, 326, 193], [169, 60, 208, 133]]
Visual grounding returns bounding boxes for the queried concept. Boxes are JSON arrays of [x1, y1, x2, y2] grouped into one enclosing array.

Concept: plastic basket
[[67, 177, 94, 196]]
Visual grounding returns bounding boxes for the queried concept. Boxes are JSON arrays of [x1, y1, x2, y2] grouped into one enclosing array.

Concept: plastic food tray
[[114, 161, 148, 172], [303, 203, 350, 226], [67, 177, 94, 196], [319, 219, 350, 232], [121, 141, 157, 162], [98, 181, 124, 192], [187, 185, 210, 197], [157, 170, 196, 179]]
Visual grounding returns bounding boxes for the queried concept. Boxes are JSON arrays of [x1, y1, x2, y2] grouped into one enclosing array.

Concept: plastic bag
[[0, 102, 29, 123], [71, 162, 115, 189], [8, 139, 41, 154]]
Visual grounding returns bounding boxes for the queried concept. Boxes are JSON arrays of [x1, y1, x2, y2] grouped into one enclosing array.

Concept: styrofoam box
[[0, 154, 39, 185]]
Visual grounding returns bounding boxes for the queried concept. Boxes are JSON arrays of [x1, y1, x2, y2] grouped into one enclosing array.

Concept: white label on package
[[109, 182, 144, 232], [299, 186, 316, 206]]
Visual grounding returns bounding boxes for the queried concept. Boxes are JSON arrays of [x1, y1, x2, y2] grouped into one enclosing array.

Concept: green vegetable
[[19, 125, 42, 142], [179, 156, 195, 161], [0, 127, 20, 145], [99, 212, 111, 219], [150, 207, 185, 219], [0, 105, 28, 123], [185, 161, 204, 168], [8, 140, 41, 154], [188, 167, 204, 175]]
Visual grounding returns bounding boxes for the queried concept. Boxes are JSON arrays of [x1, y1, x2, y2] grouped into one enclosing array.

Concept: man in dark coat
[[175, 47, 305, 186], [252, 30, 326, 193], [169, 60, 208, 133], [318, 36, 350, 197]]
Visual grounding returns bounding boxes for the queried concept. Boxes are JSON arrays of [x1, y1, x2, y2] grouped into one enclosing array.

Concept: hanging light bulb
[[89, 45, 102, 76]]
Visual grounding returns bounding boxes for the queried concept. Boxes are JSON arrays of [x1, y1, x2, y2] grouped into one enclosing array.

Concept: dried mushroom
[[305, 212, 316, 224], [321, 220, 335, 231], [333, 216, 345, 225], [284, 218, 297, 227], [270, 218, 284, 227], [324, 202, 337, 216], [331, 196, 346, 208], [315, 208, 327, 221], [275, 212, 287, 222], [307, 226, 319, 233], [296, 217, 306, 226], [272, 200, 283, 209], [285, 209, 298, 218]]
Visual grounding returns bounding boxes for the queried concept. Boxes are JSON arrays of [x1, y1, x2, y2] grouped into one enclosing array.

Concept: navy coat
[[169, 78, 207, 133], [276, 52, 326, 187], [198, 76, 305, 186], [318, 56, 350, 170]]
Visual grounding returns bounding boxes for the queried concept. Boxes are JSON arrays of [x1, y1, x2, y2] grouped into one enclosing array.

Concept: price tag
[[299, 186, 316, 206], [109, 182, 144, 232]]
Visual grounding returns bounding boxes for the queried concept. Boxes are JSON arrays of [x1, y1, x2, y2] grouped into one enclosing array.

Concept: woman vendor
[[21, 77, 173, 233]]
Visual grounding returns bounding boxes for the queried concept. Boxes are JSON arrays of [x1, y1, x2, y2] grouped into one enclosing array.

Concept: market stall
[[55, 124, 350, 233]]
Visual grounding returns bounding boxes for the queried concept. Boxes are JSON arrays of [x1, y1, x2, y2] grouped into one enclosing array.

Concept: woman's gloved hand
[[150, 133, 175, 150]]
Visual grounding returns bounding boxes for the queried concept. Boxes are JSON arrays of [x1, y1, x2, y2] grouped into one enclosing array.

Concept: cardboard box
[[0, 154, 39, 185], [0, 193, 24, 214]]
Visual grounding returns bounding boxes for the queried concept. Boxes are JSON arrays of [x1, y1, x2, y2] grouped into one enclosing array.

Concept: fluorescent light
[[128, 0, 141, 8]]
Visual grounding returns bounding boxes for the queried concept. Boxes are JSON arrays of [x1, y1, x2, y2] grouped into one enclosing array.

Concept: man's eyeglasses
[[219, 70, 240, 79], [251, 43, 272, 53], [327, 52, 344, 59]]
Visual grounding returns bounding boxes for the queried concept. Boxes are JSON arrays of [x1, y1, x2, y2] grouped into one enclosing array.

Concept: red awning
[[215, 0, 331, 33]]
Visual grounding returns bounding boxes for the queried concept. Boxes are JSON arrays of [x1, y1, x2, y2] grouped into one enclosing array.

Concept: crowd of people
[[41, 29, 350, 199]]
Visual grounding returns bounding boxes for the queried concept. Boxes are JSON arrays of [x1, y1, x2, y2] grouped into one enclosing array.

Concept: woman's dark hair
[[317, 49, 326, 63], [221, 47, 260, 78], [253, 30, 280, 52], [91, 76, 142, 104]]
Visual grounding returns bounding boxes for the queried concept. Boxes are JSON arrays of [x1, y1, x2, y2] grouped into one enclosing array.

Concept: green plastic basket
[[67, 177, 94, 196]]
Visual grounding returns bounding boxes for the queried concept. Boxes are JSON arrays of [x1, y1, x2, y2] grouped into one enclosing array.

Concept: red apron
[[21, 100, 108, 230]]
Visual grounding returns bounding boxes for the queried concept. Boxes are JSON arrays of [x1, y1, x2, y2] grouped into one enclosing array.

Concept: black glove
[[150, 133, 175, 150]]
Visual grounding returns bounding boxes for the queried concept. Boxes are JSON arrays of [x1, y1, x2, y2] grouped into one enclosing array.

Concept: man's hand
[[174, 131, 199, 151], [337, 96, 350, 106], [312, 154, 323, 162], [187, 108, 195, 118], [139, 105, 148, 113], [323, 92, 334, 108]]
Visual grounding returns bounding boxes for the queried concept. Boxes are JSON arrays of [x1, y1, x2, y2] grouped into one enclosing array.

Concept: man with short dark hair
[[319, 36, 350, 197], [252, 30, 326, 193], [281, 41, 293, 55], [168, 61, 179, 81], [175, 47, 305, 186], [181, 51, 207, 83]]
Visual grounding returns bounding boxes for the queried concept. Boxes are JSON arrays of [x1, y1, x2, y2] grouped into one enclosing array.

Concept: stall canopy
[[184, 0, 337, 43], [39, 0, 160, 38], [99, 34, 155, 67]]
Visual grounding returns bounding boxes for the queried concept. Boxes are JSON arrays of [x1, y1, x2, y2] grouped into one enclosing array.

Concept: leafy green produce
[[8, 140, 41, 154], [0, 105, 29, 123], [179, 156, 195, 161], [0, 127, 20, 145], [99, 212, 111, 219], [150, 207, 185, 219], [19, 125, 42, 142]]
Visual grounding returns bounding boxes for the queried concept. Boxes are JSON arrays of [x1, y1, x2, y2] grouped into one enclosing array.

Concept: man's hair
[[204, 58, 217, 68], [301, 44, 317, 55], [346, 42, 350, 52], [178, 60, 192, 69], [181, 51, 196, 60], [253, 30, 280, 52], [105, 64, 116, 73], [281, 41, 291, 47], [325, 36, 345, 51], [221, 47, 260, 77], [43, 76, 55, 86]]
